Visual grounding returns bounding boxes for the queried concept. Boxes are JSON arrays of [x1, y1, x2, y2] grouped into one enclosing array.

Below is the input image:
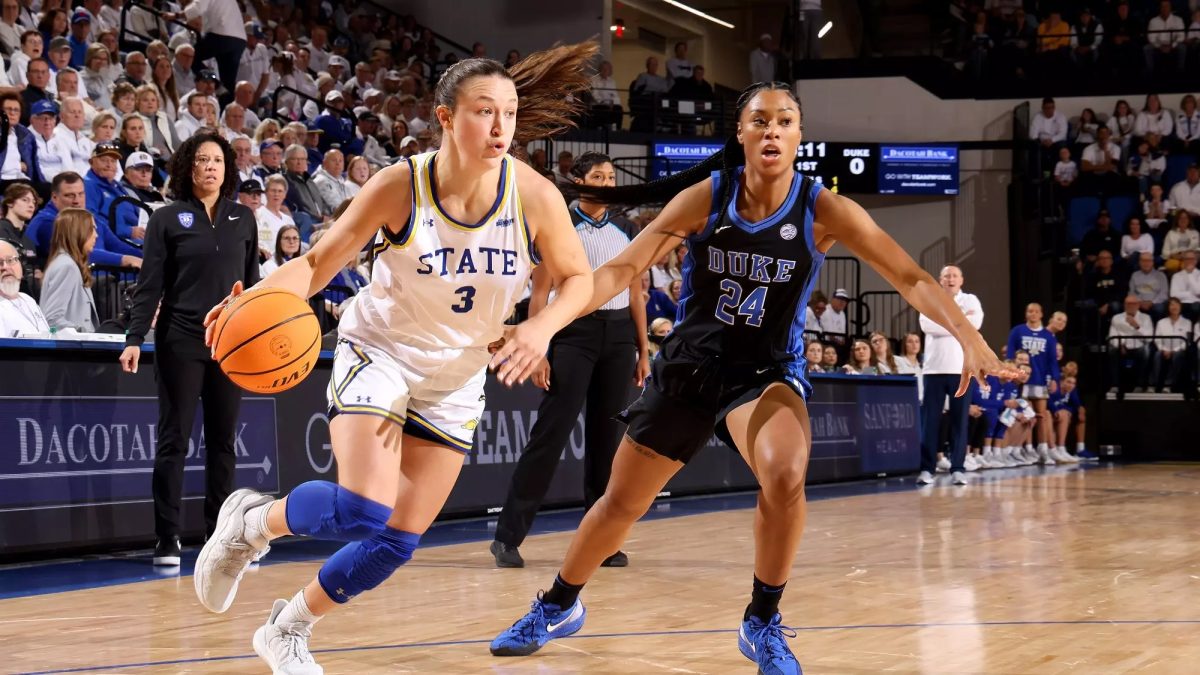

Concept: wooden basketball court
[[3, 463, 1198, 674]]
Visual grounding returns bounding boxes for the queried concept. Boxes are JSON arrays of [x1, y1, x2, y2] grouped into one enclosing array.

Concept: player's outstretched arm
[[203, 163, 413, 344], [813, 190, 1016, 394], [489, 167, 593, 386], [583, 178, 713, 315]]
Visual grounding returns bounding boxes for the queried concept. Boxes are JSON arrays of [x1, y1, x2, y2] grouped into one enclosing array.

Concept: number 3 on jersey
[[714, 279, 767, 327], [452, 285, 476, 313]]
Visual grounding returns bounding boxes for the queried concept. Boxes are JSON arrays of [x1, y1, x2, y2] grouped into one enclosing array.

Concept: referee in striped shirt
[[492, 152, 650, 569]]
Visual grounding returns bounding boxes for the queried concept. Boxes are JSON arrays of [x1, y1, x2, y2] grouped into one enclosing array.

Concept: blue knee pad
[[317, 527, 420, 604], [284, 481, 392, 541]]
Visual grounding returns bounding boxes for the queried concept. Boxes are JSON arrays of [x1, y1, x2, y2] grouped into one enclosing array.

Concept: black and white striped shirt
[[571, 206, 634, 311]]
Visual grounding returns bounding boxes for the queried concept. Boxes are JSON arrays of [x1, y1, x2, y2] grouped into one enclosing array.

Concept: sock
[[1076, 442, 1085, 451], [1037, 442, 1048, 453], [543, 574, 585, 609], [243, 501, 276, 550], [745, 576, 786, 622], [276, 590, 322, 628]]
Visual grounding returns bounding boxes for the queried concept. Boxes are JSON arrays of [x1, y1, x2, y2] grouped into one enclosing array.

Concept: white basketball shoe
[[194, 488, 274, 613], [253, 599, 324, 674]]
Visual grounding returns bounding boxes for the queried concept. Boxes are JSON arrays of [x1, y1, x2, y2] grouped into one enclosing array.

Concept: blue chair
[[1067, 196, 1101, 246], [1164, 154, 1192, 191], [1105, 194, 1137, 232]]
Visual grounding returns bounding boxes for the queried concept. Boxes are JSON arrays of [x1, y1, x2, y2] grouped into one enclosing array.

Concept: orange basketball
[[211, 287, 321, 394]]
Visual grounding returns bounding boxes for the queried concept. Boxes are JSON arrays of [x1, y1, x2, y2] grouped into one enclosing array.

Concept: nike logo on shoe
[[546, 602, 583, 633], [740, 625, 755, 653]]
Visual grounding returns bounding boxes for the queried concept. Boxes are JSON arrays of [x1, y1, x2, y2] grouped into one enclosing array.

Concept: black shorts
[[617, 336, 813, 463]]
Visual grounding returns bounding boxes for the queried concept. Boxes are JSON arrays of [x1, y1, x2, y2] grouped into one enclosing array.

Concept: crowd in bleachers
[[954, 0, 1200, 81]]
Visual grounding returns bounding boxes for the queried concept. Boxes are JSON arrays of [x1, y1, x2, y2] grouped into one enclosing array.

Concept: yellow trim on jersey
[[405, 410, 474, 452], [418, 154, 515, 233], [328, 343, 408, 427], [373, 156, 421, 253], [513, 188, 539, 267]]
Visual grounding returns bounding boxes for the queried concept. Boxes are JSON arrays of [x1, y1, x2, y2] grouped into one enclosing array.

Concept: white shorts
[[1022, 385, 1048, 400], [326, 339, 488, 453]]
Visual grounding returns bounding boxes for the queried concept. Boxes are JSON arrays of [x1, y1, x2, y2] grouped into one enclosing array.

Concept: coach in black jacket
[[119, 132, 260, 566]]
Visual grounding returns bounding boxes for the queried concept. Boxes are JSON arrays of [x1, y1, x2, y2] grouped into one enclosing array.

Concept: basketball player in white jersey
[[190, 44, 599, 674]]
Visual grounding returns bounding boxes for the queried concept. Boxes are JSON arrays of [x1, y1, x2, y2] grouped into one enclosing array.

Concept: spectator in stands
[[1128, 137, 1165, 196], [255, 173, 293, 258], [150, 56, 178, 122], [842, 339, 880, 375], [55, 97, 91, 175], [1169, 251, 1200, 319], [236, 177, 262, 212], [818, 343, 838, 372], [1177, 94, 1200, 154], [1135, 94, 1174, 141], [110, 81, 135, 122], [804, 340, 824, 373], [0, 93, 41, 187], [1030, 97, 1068, 168], [28, 98, 64, 180], [66, 11, 88, 69], [282, 143, 322, 237], [1036, 10, 1071, 60], [8, 29, 38, 88], [1143, 184, 1172, 249], [39, 207, 96, 333], [1080, 125, 1123, 192], [120, 150, 163, 209], [1108, 294, 1153, 392], [1053, 146, 1077, 190], [347, 155, 370, 192], [1071, 8, 1103, 66], [1163, 210, 1199, 272], [84, 140, 139, 240], [1048, 310, 1068, 341], [632, 56, 671, 98], [254, 140, 283, 179], [28, 171, 138, 268], [1085, 249, 1126, 326], [81, 44, 110, 109], [115, 50, 146, 88], [917, 264, 983, 485], [260, 224, 300, 276], [553, 151, 574, 186], [314, 91, 352, 152], [671, 65, 714, 103], [0, 182, 39, 287], [348, 111, 389, 168], [895, 331, 923, 375], [229, 135, 254, 184], [37, 9, 66, 47], [589, 60, 621, 130], [1144, 0, 1186, 73], [1187, 10, 1200, 64], [1073, 108, 1100, 150], [219, 103, 247, 142], [116, 114, 152, 168], [1081, 209, 1120, 263], [1106, 99, 1136, 152], [824, 288, 850, 337], [160, 0, 245, 99], [750, 33, 776, 84], [1130, 251, 1169, 319], [1152, 297, 1192, 391], [312, 148, 355, 215], [233, 81, 261, 130], [1169, 164, 1200, 218], [0, 0, 20, 57], [171, 43, 195, 96], [174, 91, 206, 143], [804, 290, 829, 334], [869, 331, 898, 374], [19, 56, 50, 125], [1120, 217, 1155, 264], [136, 85, 178, 160], [666, 41, 694, 83], [642, 269, 675, 322], [0, 237, 47, 334]]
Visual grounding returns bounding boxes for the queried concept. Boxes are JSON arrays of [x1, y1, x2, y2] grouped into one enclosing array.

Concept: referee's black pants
[[192, 33, 246, 104], [151, 330, 243, 541], [495, 310, 638, 548]]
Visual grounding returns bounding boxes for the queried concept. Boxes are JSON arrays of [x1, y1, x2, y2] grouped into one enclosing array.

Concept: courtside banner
[[0, 397, 280, 510]]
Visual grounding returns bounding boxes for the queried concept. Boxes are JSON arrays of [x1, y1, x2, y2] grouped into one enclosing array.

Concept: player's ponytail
[[507, 41, 598, 142], [573, 81, 801, 210], [432, 41, 598, 145]]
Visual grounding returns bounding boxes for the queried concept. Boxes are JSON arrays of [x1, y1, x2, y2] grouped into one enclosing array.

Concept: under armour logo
[[336, 587, 356, 599], [356, 395, 372, 403], [423, 218, 434, 227]]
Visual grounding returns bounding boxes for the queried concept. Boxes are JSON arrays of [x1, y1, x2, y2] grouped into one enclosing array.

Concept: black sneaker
[[153, 536, 181, 566], [490, 540, 525, 568], [600, 550, 628, 567]]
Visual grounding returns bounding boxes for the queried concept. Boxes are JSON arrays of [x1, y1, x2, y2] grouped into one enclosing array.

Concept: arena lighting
[[660, 0, 735, 29], [610, 18, 625, 37], [818, 21, 832, 38]]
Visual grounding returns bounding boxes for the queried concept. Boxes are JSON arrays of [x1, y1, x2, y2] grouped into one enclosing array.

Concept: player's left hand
[[633, 351, 650, 387], [957, 336, 1017, 396], [489, 321, 553, 387]]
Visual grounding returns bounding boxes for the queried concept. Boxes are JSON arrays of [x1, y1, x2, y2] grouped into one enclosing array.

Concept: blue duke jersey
[[671, 168, 825, 366], [337, 151, 538, 354]]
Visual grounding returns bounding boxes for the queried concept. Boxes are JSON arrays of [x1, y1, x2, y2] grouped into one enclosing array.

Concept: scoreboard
[[648, 142, 960, 196]]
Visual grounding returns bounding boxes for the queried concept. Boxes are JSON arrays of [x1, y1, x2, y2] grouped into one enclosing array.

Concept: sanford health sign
[[1, 397, 280, 511]]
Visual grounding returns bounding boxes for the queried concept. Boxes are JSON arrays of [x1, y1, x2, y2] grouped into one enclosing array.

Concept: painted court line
[[17, 619, 1200, 675]]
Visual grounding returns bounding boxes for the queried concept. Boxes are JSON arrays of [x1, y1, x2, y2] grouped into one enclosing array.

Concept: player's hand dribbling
[[489, 321, 553, 387], [203, 280, 244, 349]]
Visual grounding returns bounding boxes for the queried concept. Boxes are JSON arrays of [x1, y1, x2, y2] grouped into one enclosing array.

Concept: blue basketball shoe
[[490, 593, 586, 656], [738, 613, 802, 674]]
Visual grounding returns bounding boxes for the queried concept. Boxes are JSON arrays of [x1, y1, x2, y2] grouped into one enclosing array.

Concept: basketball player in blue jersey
[[1005, 303, 1064, 464], [189, 44, 600, 674], [490, 82, 1017, 675]]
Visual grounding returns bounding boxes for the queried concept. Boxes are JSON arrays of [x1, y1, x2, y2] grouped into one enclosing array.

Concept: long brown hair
[[48, 208, 94, 288], [869, 331, 898, 372], [433, 41, 597, 143]]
